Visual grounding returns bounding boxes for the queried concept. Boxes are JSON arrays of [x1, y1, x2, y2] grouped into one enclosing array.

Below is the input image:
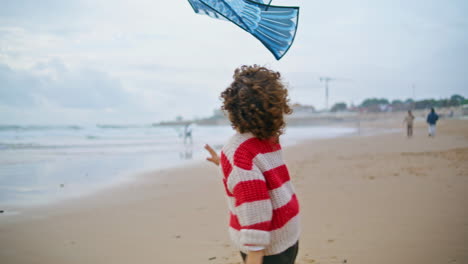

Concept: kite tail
[[250, 4, 299, 60]]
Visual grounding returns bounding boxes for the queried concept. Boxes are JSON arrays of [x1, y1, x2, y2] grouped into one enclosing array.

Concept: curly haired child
[[205, 65, 300, 264]]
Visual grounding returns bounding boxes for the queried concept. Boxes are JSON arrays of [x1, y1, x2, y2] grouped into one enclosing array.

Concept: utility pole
[[411, 83, 416, 110], [319, 76, 335, 111]]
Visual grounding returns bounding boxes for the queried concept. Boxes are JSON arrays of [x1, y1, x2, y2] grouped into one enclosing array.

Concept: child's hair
[[221, 65, 292, 140]]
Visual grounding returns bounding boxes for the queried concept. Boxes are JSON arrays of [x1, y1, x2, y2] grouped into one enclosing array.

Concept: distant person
[[403, 110, 415, 138], [204, 65, 300, 264], [184, 123, 193, 144], [426, 108, 439, 137]]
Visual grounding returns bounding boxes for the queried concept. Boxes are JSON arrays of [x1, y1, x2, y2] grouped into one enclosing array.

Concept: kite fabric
[[187, 0, 299, 60]]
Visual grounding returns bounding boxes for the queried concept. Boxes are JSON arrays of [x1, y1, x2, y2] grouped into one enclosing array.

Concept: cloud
[[0, 59, 223, 124], [0, 63, 38, 107], [0, 0, 83, 24], [0, 0, 467, 124], [0, 60, 131, 109]]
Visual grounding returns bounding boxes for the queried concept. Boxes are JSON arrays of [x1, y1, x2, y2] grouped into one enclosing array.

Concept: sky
[[0, 0, 467, 124]]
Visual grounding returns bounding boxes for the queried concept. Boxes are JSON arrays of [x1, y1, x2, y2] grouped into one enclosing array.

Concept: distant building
[[291, 103, 316, 118], [292, 103, 315, 112]]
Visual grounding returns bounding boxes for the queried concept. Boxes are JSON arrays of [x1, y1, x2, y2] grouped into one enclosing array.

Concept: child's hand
[[204, 144, 220, 166]]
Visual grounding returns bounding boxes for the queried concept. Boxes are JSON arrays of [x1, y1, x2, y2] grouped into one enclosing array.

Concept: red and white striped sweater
[[220, 132, 300, 255]]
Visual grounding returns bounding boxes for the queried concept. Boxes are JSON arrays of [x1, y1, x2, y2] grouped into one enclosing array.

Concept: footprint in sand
[[405, 167, 426, 176], [301, 257, 315, 263]]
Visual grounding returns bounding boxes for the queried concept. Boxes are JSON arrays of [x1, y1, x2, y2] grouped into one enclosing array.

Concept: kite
[[187, 0, 300, 60]]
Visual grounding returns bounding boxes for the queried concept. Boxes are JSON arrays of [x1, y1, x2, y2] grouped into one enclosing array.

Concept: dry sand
[[1, 119, 467, 264]]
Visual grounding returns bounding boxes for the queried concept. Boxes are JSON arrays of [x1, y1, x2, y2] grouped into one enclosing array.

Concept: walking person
[[426, 108, 439, 137], [403, 110, 415, 138], [183, 123, 193, 144]]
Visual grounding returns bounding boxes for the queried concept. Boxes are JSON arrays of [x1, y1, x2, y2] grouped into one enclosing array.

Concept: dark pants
[[240, 241, 299, 264]]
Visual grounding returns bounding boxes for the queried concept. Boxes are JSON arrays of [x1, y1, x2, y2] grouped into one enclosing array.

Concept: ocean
[[0, 124, 356, 206]]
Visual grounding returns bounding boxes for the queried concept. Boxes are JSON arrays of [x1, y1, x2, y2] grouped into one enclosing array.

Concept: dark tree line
[[330, 94, 467, 112]]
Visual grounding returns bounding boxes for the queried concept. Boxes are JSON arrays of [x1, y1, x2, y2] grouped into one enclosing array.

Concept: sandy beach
[[1, 119, 467, 264]]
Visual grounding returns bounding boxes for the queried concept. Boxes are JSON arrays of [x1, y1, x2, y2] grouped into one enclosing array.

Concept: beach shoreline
[[1, 119, 467, 264], [0, 121, 390, 212], [0, 123, 360, 208]]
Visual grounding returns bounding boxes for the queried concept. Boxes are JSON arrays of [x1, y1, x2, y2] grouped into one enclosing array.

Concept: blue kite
[[187, 0, 300, 60]]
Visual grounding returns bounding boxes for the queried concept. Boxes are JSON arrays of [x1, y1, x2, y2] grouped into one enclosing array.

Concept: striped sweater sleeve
[[227, 164, 273, 246]]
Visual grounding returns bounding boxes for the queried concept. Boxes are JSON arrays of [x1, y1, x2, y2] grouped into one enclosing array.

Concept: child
[[205, 65, 300, 264]]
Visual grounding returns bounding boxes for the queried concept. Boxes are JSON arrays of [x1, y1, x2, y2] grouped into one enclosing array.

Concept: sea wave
[[0, 140, 181, 151], [0, 125, 83, 131], [0, 124, 168, 132]]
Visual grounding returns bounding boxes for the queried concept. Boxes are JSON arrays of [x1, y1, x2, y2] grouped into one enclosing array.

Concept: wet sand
[[1, 119, 467, 264]]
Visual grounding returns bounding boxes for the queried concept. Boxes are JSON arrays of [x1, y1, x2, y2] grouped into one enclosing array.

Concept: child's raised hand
[[204, 144, 220, 166]]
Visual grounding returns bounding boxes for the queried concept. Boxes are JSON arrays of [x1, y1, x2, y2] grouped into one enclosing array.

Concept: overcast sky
[[0, 0, 467, 124]]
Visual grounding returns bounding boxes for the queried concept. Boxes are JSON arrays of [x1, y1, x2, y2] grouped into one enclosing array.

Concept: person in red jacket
[[205, 65, 300, 264]]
